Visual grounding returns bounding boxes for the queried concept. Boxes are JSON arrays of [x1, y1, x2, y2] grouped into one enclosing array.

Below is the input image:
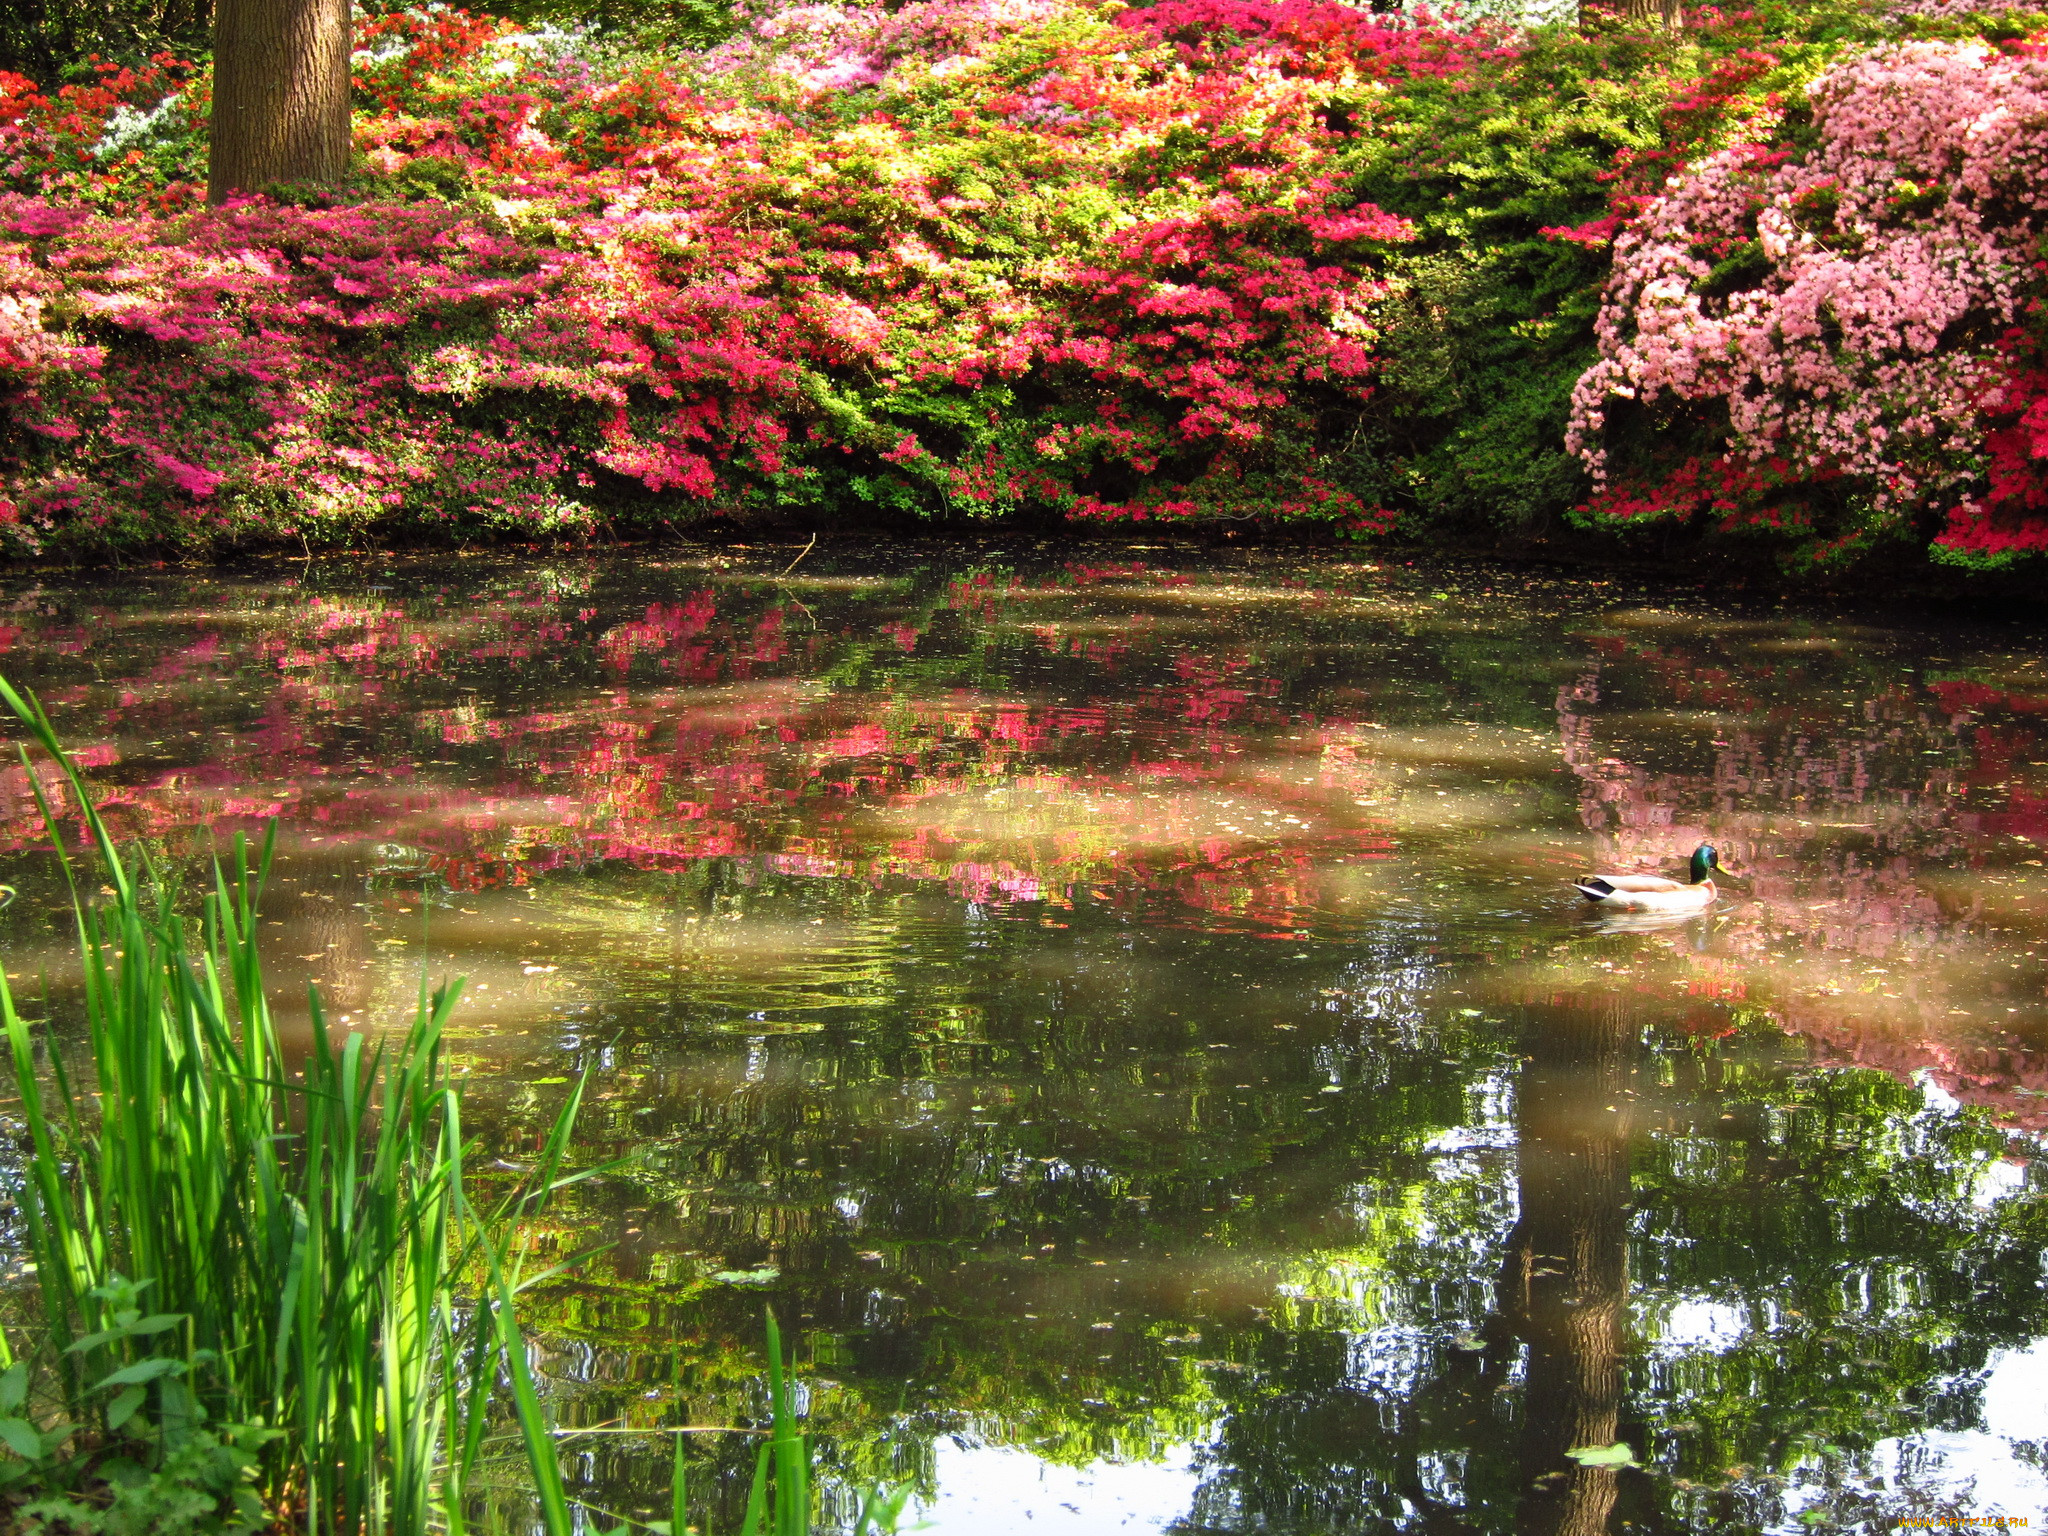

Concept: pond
[[0, 545, 2042, 1535]]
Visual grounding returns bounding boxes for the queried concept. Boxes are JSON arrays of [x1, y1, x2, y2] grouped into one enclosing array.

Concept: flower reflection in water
[[0, 551, 2041, 1534]]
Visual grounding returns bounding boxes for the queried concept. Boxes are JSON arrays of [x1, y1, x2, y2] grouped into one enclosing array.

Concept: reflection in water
[[0, 549, 2041, 1533], [1500, 998, 1634, 1536]]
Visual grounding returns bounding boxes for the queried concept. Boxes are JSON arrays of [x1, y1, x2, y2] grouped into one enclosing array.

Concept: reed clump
[[0, 679, 906, 1536], [0, 676, 597, 1533]]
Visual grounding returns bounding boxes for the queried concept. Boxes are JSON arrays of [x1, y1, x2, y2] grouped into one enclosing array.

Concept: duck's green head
[[1689, 844, 1720, 885]]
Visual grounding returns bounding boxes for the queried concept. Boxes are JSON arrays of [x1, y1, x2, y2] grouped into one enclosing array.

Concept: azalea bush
[[0, 0, 1451, 552], [3, 0, 2048, 571], [1567, 9, 2048, 570]]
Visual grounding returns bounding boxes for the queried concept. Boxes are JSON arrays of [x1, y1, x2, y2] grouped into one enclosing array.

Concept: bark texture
[[208, 0, 350, 202], [1622, 0, 1686, 25]]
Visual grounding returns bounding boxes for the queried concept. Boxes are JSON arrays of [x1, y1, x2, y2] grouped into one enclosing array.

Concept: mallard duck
[[1572, 843, 1720, 913]]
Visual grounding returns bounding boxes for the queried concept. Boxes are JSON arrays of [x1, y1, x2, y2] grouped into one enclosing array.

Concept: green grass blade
[[740, 1441, 771, 1536], [762, 1309, 809, 1536], [672, 1429, 689, 1536], [481, 1231, 573, 1536]]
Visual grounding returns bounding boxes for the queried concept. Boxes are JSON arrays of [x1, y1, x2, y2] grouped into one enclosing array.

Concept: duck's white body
[[1571, 872, 1717, 913]]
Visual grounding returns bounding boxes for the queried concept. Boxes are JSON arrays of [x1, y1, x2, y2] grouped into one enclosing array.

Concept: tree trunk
[[1620, 0, 1685, 26], [208, 0, 350, 203]]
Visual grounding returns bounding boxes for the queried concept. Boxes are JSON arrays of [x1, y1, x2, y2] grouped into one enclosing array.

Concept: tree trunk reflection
[[1500, 993, 1636, 1536]]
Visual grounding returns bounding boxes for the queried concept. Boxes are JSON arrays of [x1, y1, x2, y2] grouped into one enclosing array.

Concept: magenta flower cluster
[[9, 0, 2048, 568], [0, 0, 1458, 552]]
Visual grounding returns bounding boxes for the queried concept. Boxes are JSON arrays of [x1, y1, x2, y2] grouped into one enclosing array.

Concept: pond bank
[[8, 527, 2046, 611]]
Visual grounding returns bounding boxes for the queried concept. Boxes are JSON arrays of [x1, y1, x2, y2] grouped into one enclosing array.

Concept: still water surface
[[0, 546, 2043, 1534]]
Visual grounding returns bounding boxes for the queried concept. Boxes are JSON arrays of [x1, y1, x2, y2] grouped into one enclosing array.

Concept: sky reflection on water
[[0, 546, 2042, 1534]]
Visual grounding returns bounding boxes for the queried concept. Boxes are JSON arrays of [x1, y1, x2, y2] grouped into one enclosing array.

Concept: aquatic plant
[[0, 671, 918, 1531], [0, 675, 599, 1530]]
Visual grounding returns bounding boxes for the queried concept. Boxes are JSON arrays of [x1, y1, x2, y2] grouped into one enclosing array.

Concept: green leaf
[[713, 1267, 780, 1286], [0, 1364, 25, 1415], [105, 1386, 147, 1431], [0, 1417, 42, 1461], [1564, 1442, 1637, 1467], [96, 1455, 146, 1489], [65, 1314, 182, 1355], [853, 1481, 913, 1534], [92, 1358, 184, 1391], [482, 1264, 572, 1536]]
